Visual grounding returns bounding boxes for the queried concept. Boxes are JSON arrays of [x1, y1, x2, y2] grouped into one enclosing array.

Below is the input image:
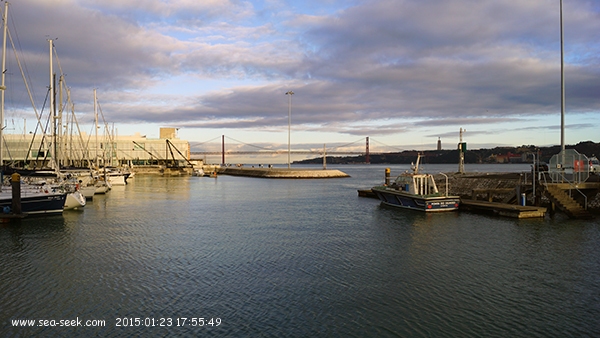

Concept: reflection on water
[[1, 165, 599, 337]]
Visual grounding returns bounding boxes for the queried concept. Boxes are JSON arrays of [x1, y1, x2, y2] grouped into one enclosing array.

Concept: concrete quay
[[433, 172, 526, 198], [217, 167, 349, 178], [131, 165, 193, 176], [441, 172, 600, 215], [361, 171, 600, 218]]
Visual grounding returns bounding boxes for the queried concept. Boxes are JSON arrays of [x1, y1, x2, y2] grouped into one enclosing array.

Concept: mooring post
[[11, 173, 21, 214], [385, 168, 390, 186]]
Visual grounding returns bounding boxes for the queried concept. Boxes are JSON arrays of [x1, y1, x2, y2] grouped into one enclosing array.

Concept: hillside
[[294, 141, 600, 165]]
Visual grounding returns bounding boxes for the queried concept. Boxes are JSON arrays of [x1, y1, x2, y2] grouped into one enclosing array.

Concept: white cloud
[[3, 0, 599, 149]]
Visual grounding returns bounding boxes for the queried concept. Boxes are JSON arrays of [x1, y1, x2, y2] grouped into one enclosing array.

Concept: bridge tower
[[222, 135, 225, 165], [458, 128, 466, 174], [366, 137, 370, 164]]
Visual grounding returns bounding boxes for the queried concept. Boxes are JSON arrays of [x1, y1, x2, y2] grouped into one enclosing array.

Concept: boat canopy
[[393, 174, 440, 196]]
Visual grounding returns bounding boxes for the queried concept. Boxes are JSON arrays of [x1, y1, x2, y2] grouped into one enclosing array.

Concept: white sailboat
[[0, 3, 67, 215], [64, 189, 86, 210], [92, 89, 111, 194], [48, 39, 85, 210]]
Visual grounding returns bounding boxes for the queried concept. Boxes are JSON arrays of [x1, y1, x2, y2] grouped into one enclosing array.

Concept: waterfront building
[[1, 128, 191, 168]]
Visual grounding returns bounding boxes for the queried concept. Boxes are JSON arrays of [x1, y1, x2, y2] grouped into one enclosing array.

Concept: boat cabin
[[391, 173, 440, 196]]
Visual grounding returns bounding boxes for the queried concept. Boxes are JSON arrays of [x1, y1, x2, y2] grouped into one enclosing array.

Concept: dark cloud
[[2, 0, 598, 146]]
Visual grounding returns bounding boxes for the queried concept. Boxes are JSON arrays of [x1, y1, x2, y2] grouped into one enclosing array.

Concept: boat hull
[[372, 187, 460, 212], [107, 174, 127, 186], [80, 186, 96, 200], [0, 192, 66, 215], [64, 191, 86, 210], [94, 181, 111, 194]]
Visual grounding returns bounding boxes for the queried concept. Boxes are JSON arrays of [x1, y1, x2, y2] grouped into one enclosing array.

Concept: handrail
[[439, 172, 449, 197], [538, 170, 588, 210]]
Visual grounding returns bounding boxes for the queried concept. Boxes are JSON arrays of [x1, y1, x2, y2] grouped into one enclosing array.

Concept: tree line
[[295, 141, 600, 165]]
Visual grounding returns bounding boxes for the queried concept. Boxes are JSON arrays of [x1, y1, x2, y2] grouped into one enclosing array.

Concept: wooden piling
[[11, 173, 21, 215]]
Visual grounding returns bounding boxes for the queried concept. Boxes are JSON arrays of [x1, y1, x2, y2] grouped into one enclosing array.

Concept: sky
[[1, 0, 599, 163]]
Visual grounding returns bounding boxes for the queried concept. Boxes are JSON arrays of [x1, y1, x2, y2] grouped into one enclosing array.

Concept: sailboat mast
[[58, 75, 64, 167], [0, 2, 8, 173], [49, 39, 57, 170], [94, 88, 98, 168]]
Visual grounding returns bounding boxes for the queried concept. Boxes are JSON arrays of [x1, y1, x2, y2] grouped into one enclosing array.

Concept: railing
[[439, 172, 449, 197], [538, 169, 588, 210]]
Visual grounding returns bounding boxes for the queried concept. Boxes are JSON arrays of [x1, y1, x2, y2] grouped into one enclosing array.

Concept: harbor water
[[1, 164, 599, 337]]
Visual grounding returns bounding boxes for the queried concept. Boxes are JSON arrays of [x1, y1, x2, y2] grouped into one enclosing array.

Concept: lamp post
[[527, 152, 537, 201], [560, 0, 565, 152], [285, 91, 294, 169]]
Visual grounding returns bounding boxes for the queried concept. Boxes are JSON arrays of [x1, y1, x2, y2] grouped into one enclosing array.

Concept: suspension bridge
[[189, 136, 405, 164]]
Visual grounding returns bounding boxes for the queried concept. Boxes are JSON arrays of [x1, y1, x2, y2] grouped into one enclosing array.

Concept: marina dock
[[359, 170, 600, 219], [357, 188, 546, 218], [459, 199, 547, 218]]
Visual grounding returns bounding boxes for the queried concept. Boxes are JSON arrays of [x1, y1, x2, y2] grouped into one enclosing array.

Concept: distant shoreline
[[295, 141, 600, 165]]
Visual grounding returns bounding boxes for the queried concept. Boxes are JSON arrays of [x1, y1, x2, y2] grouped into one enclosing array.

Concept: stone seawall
[[434, 172, 600, 212], [434, 173, 524, 197]]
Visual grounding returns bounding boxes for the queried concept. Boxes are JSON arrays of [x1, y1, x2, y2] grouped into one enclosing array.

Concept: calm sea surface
[[1, 164, 599, 337]]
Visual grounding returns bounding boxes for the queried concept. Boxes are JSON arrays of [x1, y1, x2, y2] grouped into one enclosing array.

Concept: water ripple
[[2, 171, 600, 337]]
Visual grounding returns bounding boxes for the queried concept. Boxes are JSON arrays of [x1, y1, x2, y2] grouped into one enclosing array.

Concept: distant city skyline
[[1, 0, 598, 163]]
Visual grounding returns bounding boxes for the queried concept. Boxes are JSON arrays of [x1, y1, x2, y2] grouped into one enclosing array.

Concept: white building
[[1, 128, 191, 169]]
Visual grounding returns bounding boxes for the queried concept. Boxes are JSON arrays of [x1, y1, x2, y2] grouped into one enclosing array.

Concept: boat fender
[[3, 206, 10, 214]]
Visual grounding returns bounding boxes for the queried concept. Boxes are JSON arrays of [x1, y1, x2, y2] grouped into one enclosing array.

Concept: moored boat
[[0, 186, 66, 215], [79, 185, 96, 200], [192, 168, 205, 176], [64, 190, 86, 210], [94, 178, 111, 194], [371, 155, 460, 212], [590, 156, 599, 173], [106, 172, 127, 186]]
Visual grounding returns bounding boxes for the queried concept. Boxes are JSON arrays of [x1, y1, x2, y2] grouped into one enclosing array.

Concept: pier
[[217, 167, 349, 178], [442, 172, 599, 218], [459, 199, 547, 218], [360, 171, 600, 219]]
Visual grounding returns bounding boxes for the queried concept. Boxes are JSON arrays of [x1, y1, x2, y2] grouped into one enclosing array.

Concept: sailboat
[[93, 91, 129, 186], [0, 3, 67, 215], [91, 89, 112, 194]]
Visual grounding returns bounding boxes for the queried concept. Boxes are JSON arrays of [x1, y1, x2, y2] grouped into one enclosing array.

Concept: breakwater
[[434, 172, 526, 197], [216, 167, 349, 178], [129, 165, 349, 178], [130, 165, 194, 176]]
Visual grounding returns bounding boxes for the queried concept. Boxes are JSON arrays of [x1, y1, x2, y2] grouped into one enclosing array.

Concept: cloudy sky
[[1, 0, 599, 160]]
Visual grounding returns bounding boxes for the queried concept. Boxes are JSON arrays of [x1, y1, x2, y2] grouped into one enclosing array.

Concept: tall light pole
[[285, 91, 294, 169], [458, 128, 466, 174], [560, 0, 565, 152]]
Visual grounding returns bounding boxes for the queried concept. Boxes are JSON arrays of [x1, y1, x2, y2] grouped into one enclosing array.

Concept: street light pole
[[285, 91, 294, 169], [560, 0, 565, 152]]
